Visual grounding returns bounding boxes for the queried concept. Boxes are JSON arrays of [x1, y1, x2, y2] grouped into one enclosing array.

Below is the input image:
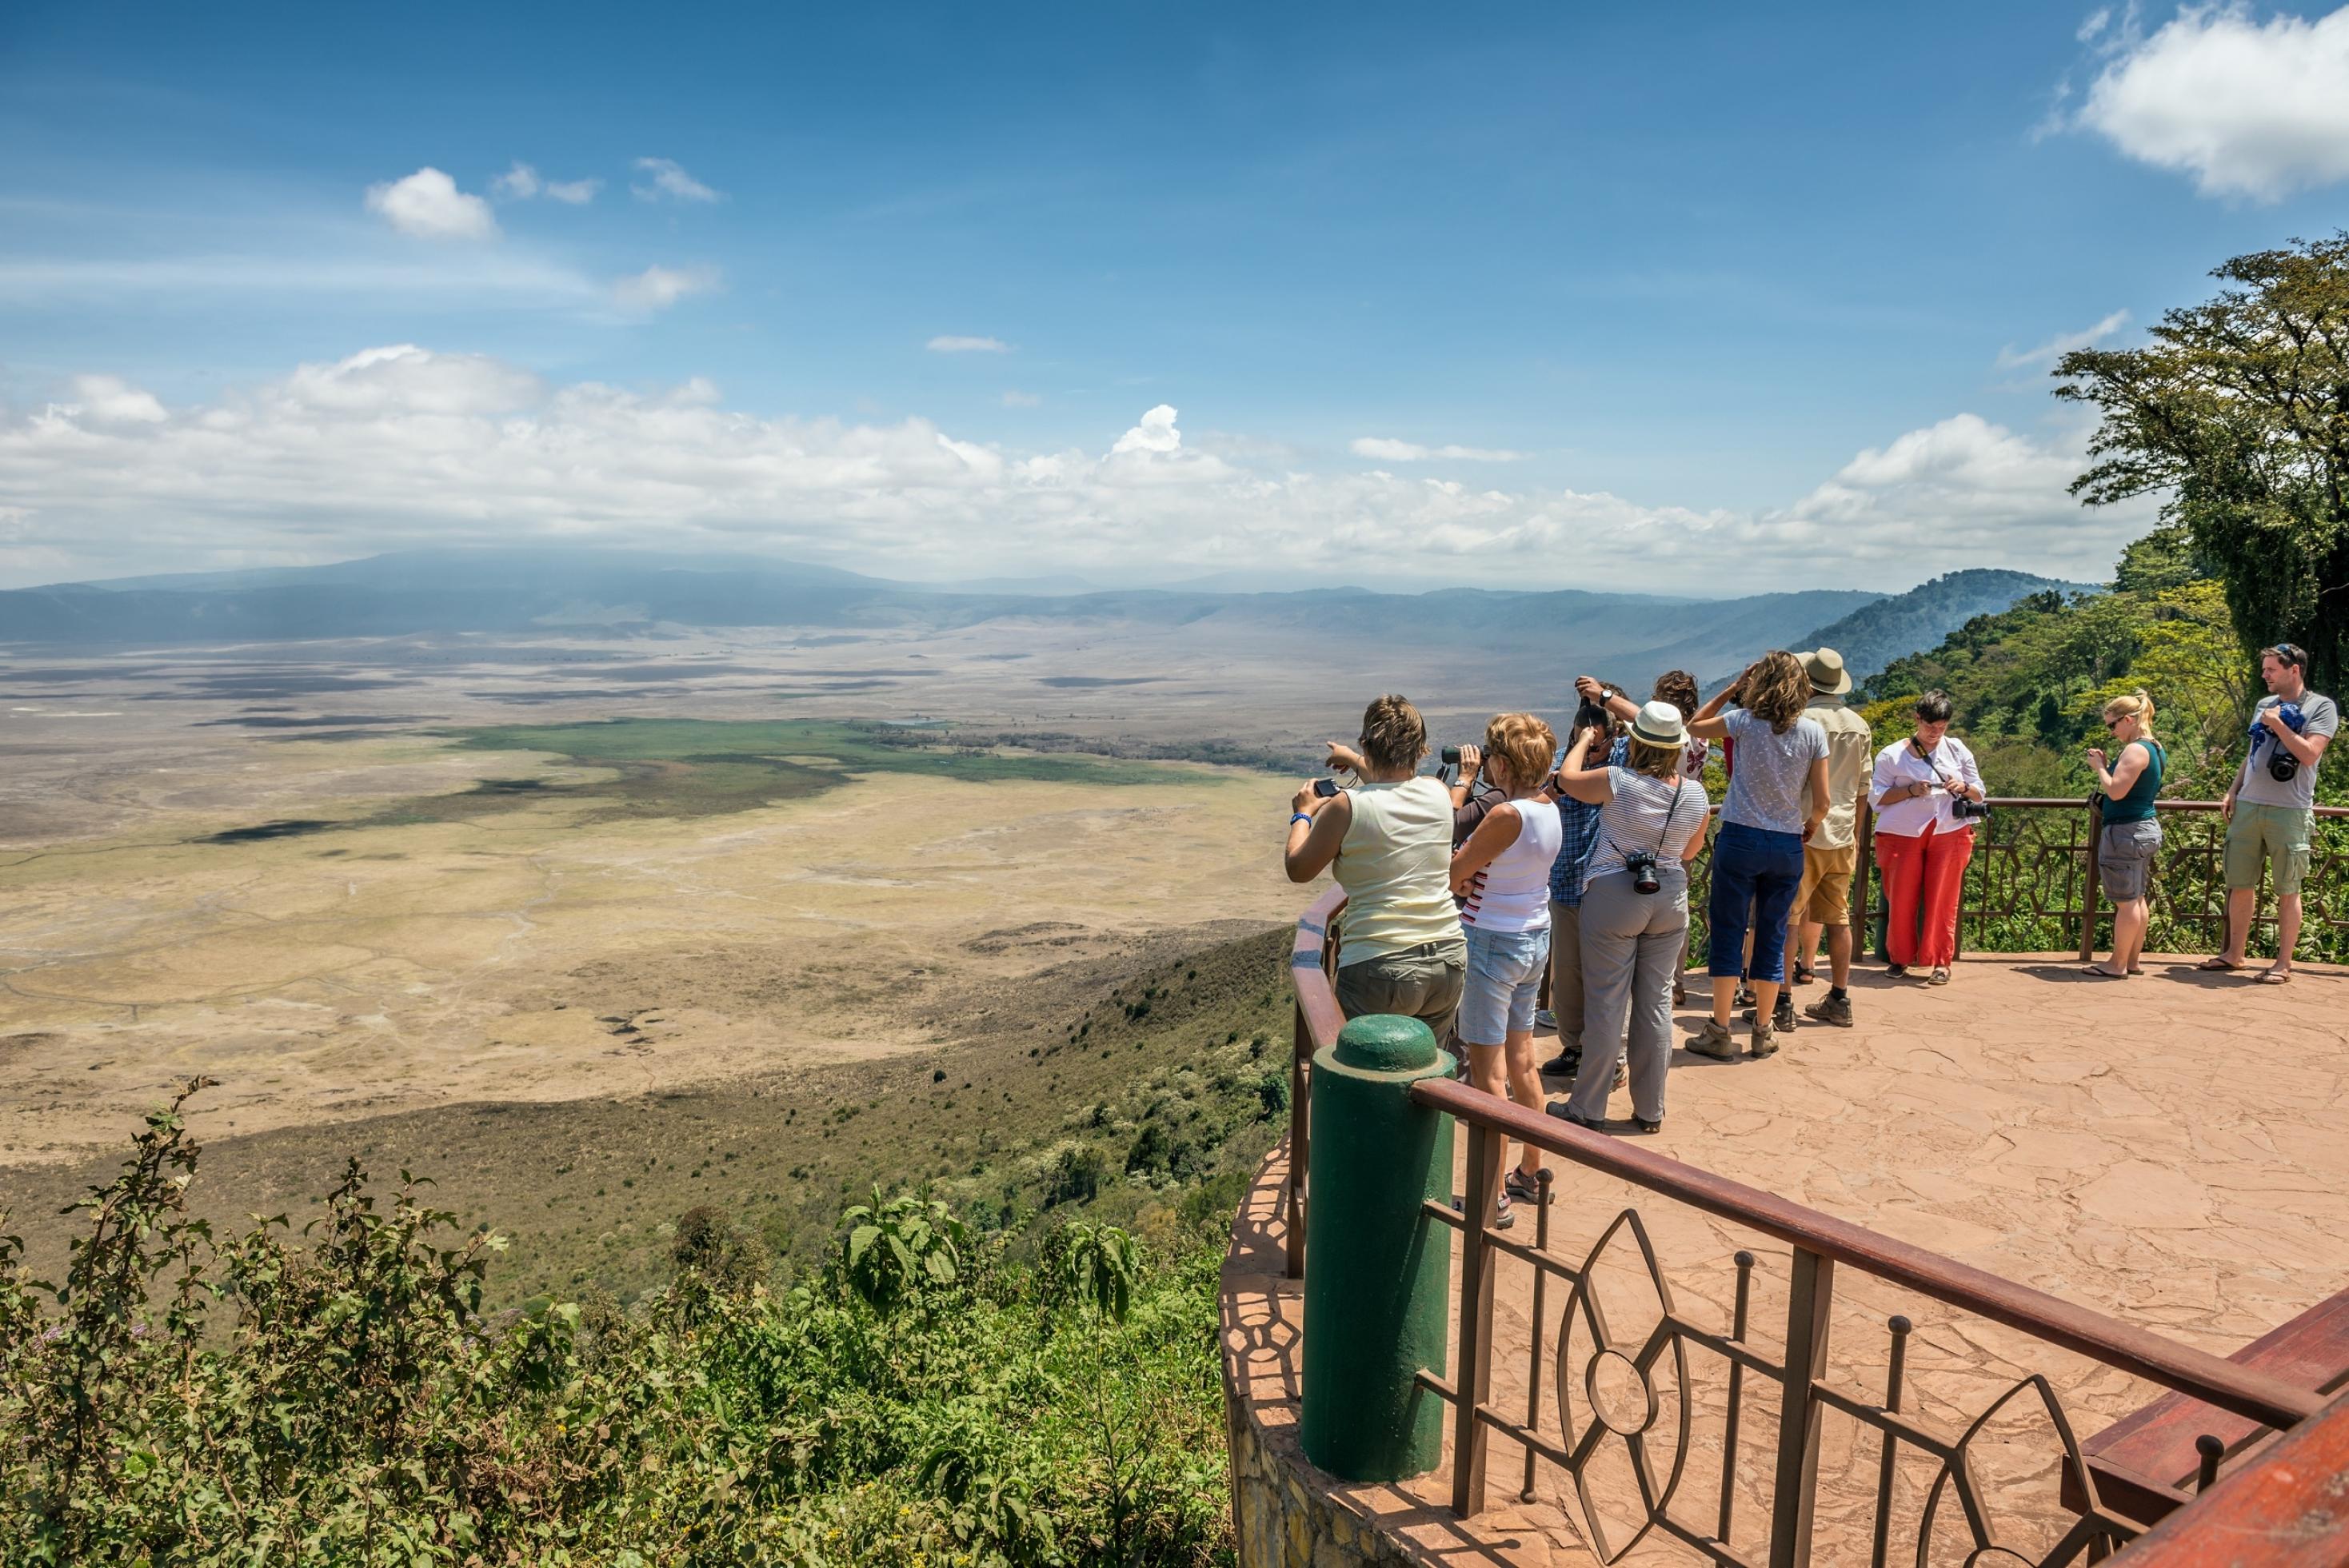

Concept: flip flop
[[2079, 964, 2129, 979], [2257, 968, 2292, 986], [2195, 957, 2246, 972]]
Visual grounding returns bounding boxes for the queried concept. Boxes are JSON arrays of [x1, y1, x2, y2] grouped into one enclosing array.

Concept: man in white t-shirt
[[2203, 642, 2337, 983]]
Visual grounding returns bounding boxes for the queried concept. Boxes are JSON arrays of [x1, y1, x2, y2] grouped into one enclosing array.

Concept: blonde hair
[[1743, 651, 1811, 732], [1483, 712, 1558, 792], [1624, 736, 1682, 780], [2103, 690, 2157, 741], [1357, 694, 1428, 772]]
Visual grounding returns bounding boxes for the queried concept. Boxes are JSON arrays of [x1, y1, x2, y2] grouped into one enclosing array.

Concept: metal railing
[[1667, 796, 2349, 968], [1279, 820, 2349, 1563]]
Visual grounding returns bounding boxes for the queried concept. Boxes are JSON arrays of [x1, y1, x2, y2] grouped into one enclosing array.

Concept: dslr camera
[[1623, 848, 1662, 896], [1949, 792, 1990, 823], [2268, 749, 2302, 784]]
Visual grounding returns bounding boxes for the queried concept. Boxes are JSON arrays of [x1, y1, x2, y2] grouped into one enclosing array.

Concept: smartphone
[[1312, 778, 1341, 798]]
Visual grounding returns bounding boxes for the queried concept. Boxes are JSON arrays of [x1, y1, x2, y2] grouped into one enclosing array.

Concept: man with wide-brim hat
[[1781, 647, 1873, 1027]]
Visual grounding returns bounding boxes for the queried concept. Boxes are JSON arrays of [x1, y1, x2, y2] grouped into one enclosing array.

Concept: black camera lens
[[1440, 746, 1462, 766]]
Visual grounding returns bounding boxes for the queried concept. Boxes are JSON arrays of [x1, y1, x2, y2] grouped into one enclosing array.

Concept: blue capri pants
[[1706, 821, 1806, 982]]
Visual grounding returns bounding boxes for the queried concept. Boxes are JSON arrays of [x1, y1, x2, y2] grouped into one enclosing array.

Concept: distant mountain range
[[1791, 569, 2091, 684], [0, 551, 2083, 693]]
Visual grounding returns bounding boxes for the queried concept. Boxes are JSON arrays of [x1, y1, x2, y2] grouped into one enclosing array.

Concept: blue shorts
[[1459, 923, 1549, 1044]]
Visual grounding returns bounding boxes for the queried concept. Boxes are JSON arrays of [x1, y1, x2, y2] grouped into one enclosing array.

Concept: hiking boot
[[1804, 991, 1853, 1027], [1748, 1021, 1779, 1059], [1773, 992, 1797, 1033], [1686, 1019, 1738, 1060]]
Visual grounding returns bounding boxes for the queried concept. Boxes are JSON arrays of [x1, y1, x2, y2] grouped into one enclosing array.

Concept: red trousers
[[1877, 823, 1973, 968]]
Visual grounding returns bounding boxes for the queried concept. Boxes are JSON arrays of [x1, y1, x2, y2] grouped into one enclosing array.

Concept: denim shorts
[[1458, 923, 1550, 1044]]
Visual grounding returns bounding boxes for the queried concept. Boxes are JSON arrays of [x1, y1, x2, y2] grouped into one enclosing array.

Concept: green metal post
[[1299, 1013, 1457, 1482]]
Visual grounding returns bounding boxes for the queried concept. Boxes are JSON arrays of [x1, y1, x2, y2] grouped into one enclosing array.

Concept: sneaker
[[1534, 1007, 1558, 1031], [1804, 992, 1853, 1027], [1749, 1022, 1779, 1059], [1772, 993, 1797, 1033], [1686, 1019, 1738, 1060], [1885, 964, 1909, 979]]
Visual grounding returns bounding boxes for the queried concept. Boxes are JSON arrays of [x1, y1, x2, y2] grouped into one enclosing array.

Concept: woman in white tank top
[[1447, 712, 1564, 1228]]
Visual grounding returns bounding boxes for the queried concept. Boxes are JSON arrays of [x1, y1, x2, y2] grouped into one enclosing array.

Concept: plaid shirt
[[1548, 736, 1630, 908]]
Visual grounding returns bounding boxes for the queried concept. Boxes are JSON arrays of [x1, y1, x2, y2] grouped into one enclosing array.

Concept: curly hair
[[1651, 669, 1700, 720], [1356, 694, 1428, 772], [2103, 689, 2156, 742], [1482, 712, 1558, 792], [1740, 650, 1811, 733]]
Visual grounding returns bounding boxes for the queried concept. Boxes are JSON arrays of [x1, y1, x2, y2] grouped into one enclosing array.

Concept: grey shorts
[[1334, 940, 1466, 1039], [2099, 819, 2162, 902]]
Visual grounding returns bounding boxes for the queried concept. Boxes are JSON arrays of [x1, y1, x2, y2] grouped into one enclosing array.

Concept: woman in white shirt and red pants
[[1868, 690, 1986, 984]]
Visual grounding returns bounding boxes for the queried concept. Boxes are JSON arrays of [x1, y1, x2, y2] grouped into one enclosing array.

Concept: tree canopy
[[2056, 233, 2349, 694]]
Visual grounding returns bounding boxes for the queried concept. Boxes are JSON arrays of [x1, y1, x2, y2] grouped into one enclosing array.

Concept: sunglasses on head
[[2267, 643, 2309, 668]]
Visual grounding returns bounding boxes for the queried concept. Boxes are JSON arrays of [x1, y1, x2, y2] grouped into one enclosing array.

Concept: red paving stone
[[1223, 955, 2349, 1565]]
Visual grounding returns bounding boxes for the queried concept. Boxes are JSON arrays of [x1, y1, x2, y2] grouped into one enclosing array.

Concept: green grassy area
[[198, 720, 1214, 843]]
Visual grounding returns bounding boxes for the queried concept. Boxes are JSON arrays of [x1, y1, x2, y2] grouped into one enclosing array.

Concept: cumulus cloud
[[1349, 437, 1529, 462], [493, 162, 602, 204], [0, 349, 2156, 592], [926, 335, 1010, 353], [364, 167, 499, 240], [632, 157, 722, 203], [609, 264, 721, 310], [1995, 308, 2131, 369], [2070, 3, 2349, 200]]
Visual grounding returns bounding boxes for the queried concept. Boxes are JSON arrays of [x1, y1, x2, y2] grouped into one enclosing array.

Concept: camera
[[1312, 777, 1341, 798], [1950, 793, 1990, 822], [1624, 848, 1661, 896], [2269, 750, 2301, 784], [1440, 745, 1463, 766]]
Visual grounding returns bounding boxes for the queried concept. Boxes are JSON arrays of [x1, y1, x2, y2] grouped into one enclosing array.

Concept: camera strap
[[1596, 773, 1688, 871]]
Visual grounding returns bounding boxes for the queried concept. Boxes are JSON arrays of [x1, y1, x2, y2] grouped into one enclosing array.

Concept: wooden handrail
[[1408, 1076, 2322, 1433], [2119, 1390, 2349, 1564]]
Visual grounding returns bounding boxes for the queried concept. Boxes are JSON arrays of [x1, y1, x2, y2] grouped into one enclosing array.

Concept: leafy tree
[[2057, 233, 2349, 692], [837, 1187, 968, 1312]]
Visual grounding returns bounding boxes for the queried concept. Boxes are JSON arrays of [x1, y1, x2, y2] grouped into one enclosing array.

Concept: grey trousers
[[1544, 899, 1584, 1045], [1565, 868, 1688, 1124]]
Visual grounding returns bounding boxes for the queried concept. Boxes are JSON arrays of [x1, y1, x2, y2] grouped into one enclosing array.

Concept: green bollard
[[1300, 1013, 1456, 1482]]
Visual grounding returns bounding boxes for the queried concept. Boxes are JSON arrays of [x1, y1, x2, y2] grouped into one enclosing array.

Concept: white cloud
[[1995, 308, 2131, 369], [492, 161, 542, 200], [0, 351, 2158, 592], [1349, 437, 1529, 462], [926, 334, 1011, 353], [494, 161, 601, 205], [363, 167, 498, 240], [58, 375, 168, 425], [1001, 389, 1043, 408], [609, 264, 721, 311], [2071, 3, 2349, 200], [632, 158, 722, 203]]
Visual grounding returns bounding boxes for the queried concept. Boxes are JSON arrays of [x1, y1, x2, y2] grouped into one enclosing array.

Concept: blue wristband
[[1290, 812, 1312, 826]]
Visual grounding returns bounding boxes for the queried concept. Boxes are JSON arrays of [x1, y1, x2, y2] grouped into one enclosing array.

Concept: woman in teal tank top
[[2085, 692, 2165, 978]]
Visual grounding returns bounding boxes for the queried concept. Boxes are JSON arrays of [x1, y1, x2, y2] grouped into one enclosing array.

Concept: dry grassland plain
[[2, 724, 1296, 1164]]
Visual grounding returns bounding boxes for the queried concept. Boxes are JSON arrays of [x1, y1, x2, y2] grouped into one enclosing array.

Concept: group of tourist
[[1283, 641, 2334, 1228]]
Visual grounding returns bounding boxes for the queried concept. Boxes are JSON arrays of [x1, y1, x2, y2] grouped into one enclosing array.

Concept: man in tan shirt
[[1784, 648, 1875, 1029]]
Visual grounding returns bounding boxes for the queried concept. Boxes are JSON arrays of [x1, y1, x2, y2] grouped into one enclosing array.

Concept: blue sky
[[3, 2, 2347, 592]]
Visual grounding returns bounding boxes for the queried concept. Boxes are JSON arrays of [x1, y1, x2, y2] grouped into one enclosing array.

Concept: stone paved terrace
[[1220, 953, 2349, 1566]]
